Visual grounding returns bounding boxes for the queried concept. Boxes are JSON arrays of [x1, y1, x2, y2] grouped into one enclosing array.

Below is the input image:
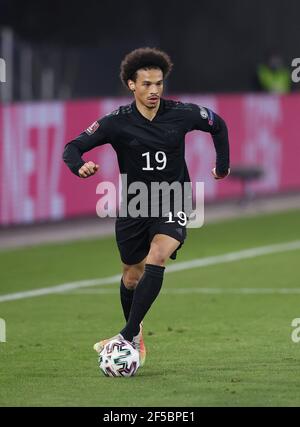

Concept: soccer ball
[[98, 338, 140, 377]]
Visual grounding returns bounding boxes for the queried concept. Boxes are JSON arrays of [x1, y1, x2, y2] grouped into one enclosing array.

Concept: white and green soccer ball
[[98, 338, 140, 377]]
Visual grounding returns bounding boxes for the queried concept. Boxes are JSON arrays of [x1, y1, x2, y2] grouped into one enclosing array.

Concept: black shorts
[[115, 216, 187, 265]]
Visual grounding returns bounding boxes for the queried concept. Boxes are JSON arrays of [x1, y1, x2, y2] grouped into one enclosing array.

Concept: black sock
[[120, 278, 134, 322], [120, 264, 165, 341]]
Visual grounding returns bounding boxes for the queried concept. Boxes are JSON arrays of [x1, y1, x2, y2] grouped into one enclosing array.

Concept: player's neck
[[135, 98, 161, 122]]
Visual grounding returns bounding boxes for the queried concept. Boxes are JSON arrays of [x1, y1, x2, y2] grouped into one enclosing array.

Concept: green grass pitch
[[0, 209, 300, 407]]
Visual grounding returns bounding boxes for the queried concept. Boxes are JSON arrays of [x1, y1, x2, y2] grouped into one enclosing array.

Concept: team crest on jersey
[[200, 106, 208, 119], [85, 121, 99, 135]]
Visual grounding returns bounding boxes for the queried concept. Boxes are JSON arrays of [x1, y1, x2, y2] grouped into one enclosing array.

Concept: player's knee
[[123, 276, 139, 290], [122, 268, 143, 289]]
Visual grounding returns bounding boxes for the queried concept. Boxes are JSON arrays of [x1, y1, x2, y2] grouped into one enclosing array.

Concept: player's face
[[129, 68, 164, 109]]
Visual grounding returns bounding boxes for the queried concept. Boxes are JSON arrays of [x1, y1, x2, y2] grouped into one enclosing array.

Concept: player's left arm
[[186, 104, 230, 180]]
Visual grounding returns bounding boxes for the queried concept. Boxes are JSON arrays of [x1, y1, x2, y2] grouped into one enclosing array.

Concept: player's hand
[[78, 161, 100, 178], [211, 167, 230, 180]]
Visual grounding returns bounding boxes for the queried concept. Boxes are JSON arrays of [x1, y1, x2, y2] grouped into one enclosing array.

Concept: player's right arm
[[62, 117, 111, 178]]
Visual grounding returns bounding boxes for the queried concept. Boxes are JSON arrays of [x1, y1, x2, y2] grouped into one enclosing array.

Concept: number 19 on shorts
[[166, 211, 187, 226]]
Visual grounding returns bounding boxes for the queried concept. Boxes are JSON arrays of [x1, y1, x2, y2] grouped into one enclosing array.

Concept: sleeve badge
[[85, 121, 100, 135]]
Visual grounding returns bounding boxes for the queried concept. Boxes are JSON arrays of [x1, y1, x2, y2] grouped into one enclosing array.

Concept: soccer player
[[63, 47, 230, 367]]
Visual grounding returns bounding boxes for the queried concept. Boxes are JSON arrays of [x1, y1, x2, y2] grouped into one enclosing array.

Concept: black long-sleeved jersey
[[63, 98, 230, 217]]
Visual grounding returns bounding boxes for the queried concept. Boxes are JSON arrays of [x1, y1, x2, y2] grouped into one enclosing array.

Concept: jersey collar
[[132, 98, 165, 123]]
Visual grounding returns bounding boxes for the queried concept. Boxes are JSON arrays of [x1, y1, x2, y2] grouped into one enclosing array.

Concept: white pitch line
[[166, 240, 300, 273], [0, 275, 121, 303], [0, 240, 300, 303], [63, 287, 300, 295]]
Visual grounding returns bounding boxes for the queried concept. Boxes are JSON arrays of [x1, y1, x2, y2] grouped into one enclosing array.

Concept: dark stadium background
[[0, 0, 299, 99]]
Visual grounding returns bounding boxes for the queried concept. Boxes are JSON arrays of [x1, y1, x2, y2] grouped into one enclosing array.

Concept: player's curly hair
[[120, 47, 173, 88]]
